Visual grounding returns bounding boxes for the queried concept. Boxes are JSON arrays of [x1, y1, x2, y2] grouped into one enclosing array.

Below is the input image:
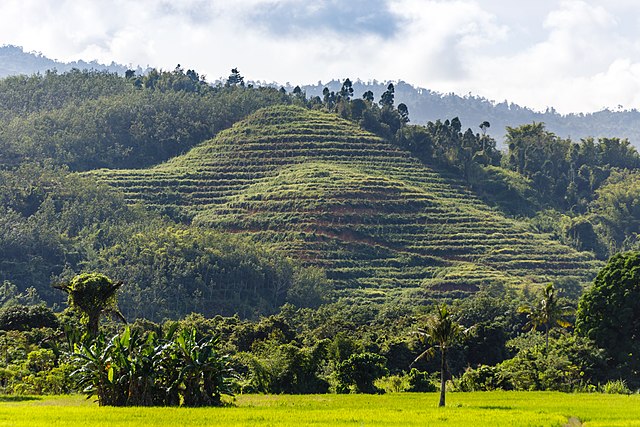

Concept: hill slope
[[94, 106, 600, 302]]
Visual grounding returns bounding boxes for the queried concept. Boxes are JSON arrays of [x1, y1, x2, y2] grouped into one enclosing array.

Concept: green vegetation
[[576, 251, 640, 383], [72, 326, 233, 406], [93, 105, 600, 304], [1, 392, 640, 426], [413, 304, 468, 406], [55, 273, 124, 337], [0, 271, 630, 403], [0, 67, 287, 170], [518, 283, 572, 352], [2, 68, 640, 406]]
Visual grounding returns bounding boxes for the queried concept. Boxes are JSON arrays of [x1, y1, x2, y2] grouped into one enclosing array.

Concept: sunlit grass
[[1, 392, 639, 426]]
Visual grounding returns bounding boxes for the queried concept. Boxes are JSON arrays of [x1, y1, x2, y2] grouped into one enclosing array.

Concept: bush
[[375, 375, 408, 393], [406, 368, 437, 392], [235, 340, 330, 394], [337, 352, 388, 394], [72, 326, 235, 406], [600, 379, 632, 395], [495, 333, 607, 392], [456, 365, 504, 391], [0, 305, 59, 331]]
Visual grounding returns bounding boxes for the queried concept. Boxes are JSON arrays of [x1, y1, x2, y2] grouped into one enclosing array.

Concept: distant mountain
[[0, 44, 132, 77], [300, 80, 640, 146]]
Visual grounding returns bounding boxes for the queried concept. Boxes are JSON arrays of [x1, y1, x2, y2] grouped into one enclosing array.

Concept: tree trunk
[[545, 323, 549, 354], [87, 313, 100, 338], [439, 348, 446, 407]]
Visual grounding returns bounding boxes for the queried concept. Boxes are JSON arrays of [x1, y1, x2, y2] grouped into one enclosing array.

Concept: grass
[[1, 392, 639, 426]]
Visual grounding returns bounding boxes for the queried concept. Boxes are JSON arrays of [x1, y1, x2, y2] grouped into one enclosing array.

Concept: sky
[[1, 0, 640, 114]]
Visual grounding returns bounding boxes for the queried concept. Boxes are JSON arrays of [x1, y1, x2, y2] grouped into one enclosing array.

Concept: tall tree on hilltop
[[379, 83, 395, 108], [339, 78, 354, 101], [397, 103, 410, 124], [226, 68, 244, 87], [362, 90, 374, 103]]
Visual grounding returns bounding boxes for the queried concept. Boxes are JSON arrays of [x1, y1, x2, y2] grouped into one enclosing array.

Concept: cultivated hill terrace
[[94, 106, 600, 303]]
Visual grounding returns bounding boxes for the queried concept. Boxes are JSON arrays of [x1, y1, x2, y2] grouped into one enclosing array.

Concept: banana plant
[[71, 325, 234, 406]]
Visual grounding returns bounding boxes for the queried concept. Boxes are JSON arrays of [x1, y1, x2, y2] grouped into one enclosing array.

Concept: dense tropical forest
[[0, 65, 639, 404]]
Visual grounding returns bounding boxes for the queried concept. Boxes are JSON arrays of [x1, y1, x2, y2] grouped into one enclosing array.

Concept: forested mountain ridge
[[2, 45, 639, 146]]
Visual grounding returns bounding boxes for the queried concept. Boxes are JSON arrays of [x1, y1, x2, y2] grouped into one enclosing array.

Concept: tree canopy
[[576, 251, 640, 383], [55, 273, 124, 337]]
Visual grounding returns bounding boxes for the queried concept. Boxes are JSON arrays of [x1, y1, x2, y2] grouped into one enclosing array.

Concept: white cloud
[[1, 0, 640, 113], [455, 0, 640, 112]]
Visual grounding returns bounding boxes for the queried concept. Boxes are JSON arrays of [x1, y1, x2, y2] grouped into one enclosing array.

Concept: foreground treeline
[[0, 251, 638, 405]]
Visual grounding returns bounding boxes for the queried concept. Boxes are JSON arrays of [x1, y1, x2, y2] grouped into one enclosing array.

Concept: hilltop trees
[[226, 67, 245, 87], [588, 170, 640, 254], [379, 83, 395, 108], [499, 124, 640, 258], [314, 79, 500, 182], [0, 67, 287, 170], [504, 124, 640, 212]]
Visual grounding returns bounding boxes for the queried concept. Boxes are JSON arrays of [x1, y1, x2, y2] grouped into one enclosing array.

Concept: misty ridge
[[3, 44, 640, 147]]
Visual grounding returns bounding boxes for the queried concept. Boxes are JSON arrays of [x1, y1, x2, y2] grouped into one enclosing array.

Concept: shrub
[[375, 375, 408, 393], [0, 305, 59, 331], [72, 326, 235, 406], [337, 352, 388, 394], [600, 379, 632, 395], [406, 368, 437, 392], [235, 340, 330, 394]]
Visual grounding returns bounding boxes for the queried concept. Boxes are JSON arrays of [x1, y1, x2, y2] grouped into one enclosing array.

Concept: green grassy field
[[1, 392, 638, 427]]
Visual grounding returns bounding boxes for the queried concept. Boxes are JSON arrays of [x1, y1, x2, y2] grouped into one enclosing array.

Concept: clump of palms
[[412, 304, 470, 407], [518, 283, 573, 352]]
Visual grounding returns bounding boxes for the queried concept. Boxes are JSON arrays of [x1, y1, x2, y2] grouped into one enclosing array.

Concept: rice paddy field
[[1, 392, 639, 427]]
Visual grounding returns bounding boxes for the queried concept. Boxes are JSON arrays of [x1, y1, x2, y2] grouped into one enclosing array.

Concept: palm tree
[[518, 283, 572, 352], [412, 304, 469, 407]]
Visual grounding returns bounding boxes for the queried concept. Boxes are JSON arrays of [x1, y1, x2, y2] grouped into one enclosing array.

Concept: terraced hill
[[94, 106, 600, 303]]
